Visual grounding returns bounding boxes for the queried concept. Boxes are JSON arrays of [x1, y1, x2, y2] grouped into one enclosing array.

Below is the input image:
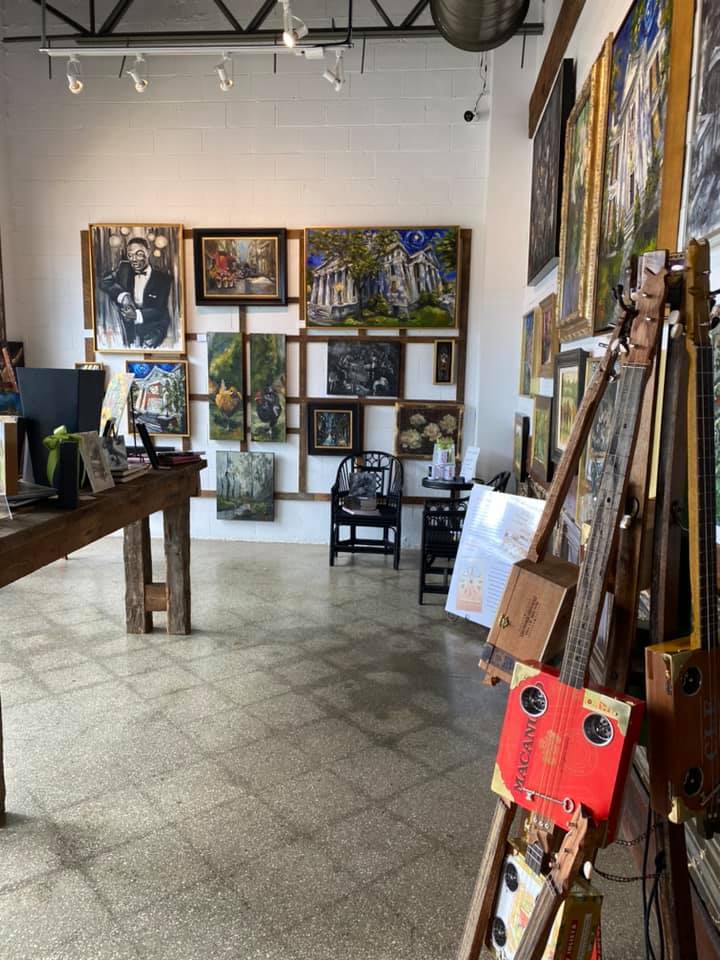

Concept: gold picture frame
[[556, 37, 612, 342], [534, 294, 559, 379]]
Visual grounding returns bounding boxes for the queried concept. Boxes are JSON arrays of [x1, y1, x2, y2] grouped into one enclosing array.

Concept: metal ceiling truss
[[5, 0, 542, 45]]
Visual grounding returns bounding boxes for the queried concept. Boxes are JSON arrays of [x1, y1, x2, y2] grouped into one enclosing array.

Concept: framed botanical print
[[307, 401, 362, 456], [519, 310, 536, 398], [552, 349, 586, 464], [576, 355, 620, 532], [513, 413, 530, 482], [685, 0, 720, 240], [527, 59, 576, 286], [193, 228, 287, 306], [395, 402, 463, 459], [556, 38, 612, 341], [534, 294, 559, 378], [126, 360, 189, 437], [90, 224, 185, 354], [531, 395, 553, 484], [433, 339, 455, 384]]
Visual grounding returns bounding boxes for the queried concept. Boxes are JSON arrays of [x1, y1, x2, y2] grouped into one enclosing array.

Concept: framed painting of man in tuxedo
[[90, 224, 186, 354]]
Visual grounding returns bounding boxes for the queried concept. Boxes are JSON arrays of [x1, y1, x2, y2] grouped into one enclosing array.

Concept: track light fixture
[[280, 0, 308, 48], [126, 54, 148, 93], [66, 55, 83, 94], [215, 54, 234, 91], [322, 50, 345, 92]]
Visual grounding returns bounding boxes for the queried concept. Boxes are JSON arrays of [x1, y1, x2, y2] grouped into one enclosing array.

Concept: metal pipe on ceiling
[[429, 0, 531, 51]]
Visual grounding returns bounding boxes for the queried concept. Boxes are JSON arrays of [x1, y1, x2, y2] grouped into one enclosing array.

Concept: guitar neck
[[692, 337, 718, 652]]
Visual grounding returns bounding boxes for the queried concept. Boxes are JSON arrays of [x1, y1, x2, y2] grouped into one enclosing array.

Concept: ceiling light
[[215, 54, 234, 91], [126, 54, 148, 93], [66, 55, 83, 94], [323, 50, 344, 92], [280, 0, 308, 48]]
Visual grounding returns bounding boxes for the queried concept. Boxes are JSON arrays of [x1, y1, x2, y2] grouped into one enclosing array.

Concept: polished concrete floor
[[0, 540, 647, 959]]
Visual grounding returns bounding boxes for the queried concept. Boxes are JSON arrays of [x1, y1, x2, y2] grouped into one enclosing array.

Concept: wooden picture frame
[[394, 401, 463, 459], [513, 413, 530, 482], [552, 349, 587, 464], [433, 339, 455, 384], [307, 401, 362, 456], [527, 59, 576, 286], [125, 359, 190, 438], [519, 310, 536, 398], [531, 395, 553, 484], [304, 226, 460, 328], [89, 224, 186, 354], [556, 38, 612, 341], [534, 294, 559, 379], [193, 228, 287, 306]]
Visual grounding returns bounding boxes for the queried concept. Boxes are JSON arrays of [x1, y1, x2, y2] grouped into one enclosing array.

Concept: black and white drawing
[[327, 340, 401, 397], [687, 0, 720, 239]]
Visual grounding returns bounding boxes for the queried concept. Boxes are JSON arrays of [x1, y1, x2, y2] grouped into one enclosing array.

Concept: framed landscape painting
[[307, 401, 362, 456], [552, 349, 586, 463], [513, 414, 530, 482], [193, 229, 287, 306], [305, 227, 459, 328], [90, 224, 185, 354], [556, 38, 611, 341], [126, 360, 189, 437], [527, 60, 576, 286], [518, 310, 536, 398], [249, 334, 286, 442], [531, 395, 553, 483], [686, 0, 720, 240], [327, 340, 400, 397], [395, 402, 463, 459], [207, 332, 244, 441], [216, 451, 274, 522]]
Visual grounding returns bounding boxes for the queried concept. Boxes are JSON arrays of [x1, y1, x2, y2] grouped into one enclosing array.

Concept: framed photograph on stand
[[552, 349, 587, 464]]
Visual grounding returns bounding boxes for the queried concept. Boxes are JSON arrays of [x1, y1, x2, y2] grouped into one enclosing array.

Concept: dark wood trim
[[528, 0, 587, 137]]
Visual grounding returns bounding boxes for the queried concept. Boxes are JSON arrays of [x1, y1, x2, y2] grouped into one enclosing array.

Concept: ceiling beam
[[97, 0, 136, 34], [32, 0, 90, 35], [211, 0, 244, 32], [400, 0, 428, 28], [528, 0, 586, 137], [368, 0, 394, 29], [245, 0, 277, 33]]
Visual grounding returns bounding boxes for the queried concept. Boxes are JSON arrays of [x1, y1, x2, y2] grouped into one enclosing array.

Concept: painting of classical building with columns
[[305, 227, 459, 328]]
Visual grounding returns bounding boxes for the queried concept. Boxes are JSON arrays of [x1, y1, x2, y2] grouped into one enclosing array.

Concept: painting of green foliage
[[305, 227, 459, 328], [216, 451, 274, 521], [249, 333, 286, 442], [595, 0, 671, 331], [207, 333, 244, 441]]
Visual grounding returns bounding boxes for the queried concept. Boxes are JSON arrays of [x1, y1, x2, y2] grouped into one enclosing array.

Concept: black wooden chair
[[417, 470, 511, 603], [329, 452, 404, 568]]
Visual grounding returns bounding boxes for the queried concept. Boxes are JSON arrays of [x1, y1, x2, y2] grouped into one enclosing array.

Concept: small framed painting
[[216, 451, 274, 522], [512, 413, 530, 482], [552, 349, 587, 464], [395, 401, 463, 459], [307, 401, 362, 456], [519, 310, 536, 398], [534, 294, 559, 379], [531, 395, 553, 484], [327, 340, 400, 397], [433, 339, 455, 384], [193, 228, 287, 306], [126, 360, 189, 437]]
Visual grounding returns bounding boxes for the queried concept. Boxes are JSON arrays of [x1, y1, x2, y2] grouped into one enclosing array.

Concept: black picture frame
[[193, 228, 287, 306], [433, 339, 455, 384], [327, 339, 401, 397], [527, 59, 576, 286], [512, 413, 530, 482], [551, 348, 587, 464], [307, 401, 362, 456]]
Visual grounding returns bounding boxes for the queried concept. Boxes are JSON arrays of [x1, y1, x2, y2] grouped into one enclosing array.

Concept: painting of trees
[[216, 451, 274, 521]]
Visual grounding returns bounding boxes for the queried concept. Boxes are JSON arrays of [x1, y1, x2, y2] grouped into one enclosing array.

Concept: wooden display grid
[[81, 227, 472, 503]]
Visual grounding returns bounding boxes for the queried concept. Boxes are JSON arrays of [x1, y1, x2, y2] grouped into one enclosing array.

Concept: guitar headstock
[[685, 238, 712, 348], [546, 808, 591, 897], [620, 251, 668, 368]]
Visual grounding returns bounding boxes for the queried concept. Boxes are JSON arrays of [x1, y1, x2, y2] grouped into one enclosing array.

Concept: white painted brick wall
[[0, 15, 519, 546]]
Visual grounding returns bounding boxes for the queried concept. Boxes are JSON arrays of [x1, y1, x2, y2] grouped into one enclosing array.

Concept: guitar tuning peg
[[668, 309, 684, 339]]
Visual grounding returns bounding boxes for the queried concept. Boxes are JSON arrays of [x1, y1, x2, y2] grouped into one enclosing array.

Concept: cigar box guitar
[[645, 239, 720, 833], [492, 259, 667, 844]]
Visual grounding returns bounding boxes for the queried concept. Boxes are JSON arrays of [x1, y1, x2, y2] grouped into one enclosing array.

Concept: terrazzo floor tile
[[259, 768, 368, 832], [331, 745, 432, 800]]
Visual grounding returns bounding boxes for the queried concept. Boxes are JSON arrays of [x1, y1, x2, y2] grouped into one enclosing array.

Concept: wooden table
[[0, 461, 205, 823]]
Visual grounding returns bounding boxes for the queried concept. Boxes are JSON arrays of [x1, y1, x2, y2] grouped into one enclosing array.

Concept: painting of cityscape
[[305, 227, 459, 328], [207, 332, 244, 441], [686, 0, 720, 239], [527, 60, 575, 286], [327, 340, 400, 397], [249, 334, 286, 442], [194, 229, 287, 306], [125, 360, 189, 437], [595, 0, 672, 331], [216, 451, 274, 521]]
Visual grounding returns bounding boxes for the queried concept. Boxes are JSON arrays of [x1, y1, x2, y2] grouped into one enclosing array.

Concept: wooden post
[[456, 797, 516, 960], [123, 516, 153, 633], [163, 497, 191, 634]]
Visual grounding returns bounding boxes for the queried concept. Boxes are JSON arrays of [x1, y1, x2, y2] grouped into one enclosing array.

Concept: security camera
[[464, 109, 477, 123]]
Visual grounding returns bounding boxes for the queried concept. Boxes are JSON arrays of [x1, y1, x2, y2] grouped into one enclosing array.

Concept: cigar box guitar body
[[493, 259, 667, 845], [646, 239, 720, 832]]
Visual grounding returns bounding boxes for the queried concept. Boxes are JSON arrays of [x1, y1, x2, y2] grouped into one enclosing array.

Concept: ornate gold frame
[[556, 37, 612, 342], [533, 293, 559, 379]]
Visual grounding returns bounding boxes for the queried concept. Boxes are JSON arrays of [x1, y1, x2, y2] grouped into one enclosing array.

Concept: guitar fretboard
[[696, 338, 718, 652]]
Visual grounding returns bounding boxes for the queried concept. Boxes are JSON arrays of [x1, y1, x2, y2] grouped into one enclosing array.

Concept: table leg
[[124, 517, 153, 634], [163, 497, 191, 635]]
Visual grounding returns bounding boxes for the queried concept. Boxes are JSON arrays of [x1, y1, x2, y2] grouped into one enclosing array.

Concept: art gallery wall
[[0, 5, 529, 545]]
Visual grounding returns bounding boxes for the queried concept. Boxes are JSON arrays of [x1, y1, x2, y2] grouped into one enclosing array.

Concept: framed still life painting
[[307, 401, 362, 456], [556, 38, 612, 341], [304, 227, 459, 328], [90, 224, 185, 354], [512, 414, 530, 482], [531, 395, 553, 484], [394, 402, 463, 459], [576, 355, 619, 533], [552, 349, 586, 464], [193, 228, 287, 306], [527, 60, 576, 286], [126, 360, 189, 437], [518, 310, 536, 398]]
